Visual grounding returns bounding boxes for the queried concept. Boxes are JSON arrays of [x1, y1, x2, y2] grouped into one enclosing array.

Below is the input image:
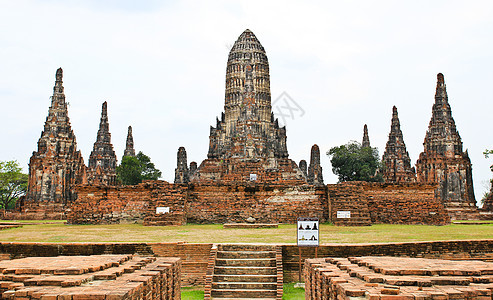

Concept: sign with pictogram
[[297, 217, 319, 247]]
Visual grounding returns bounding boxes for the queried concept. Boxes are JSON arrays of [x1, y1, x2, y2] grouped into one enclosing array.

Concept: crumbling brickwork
[[23, 68, 87, 218], [0, 254, 181, 299], [416, 73, 478, 220], [382, 106, 416, 183], [327, 182, 450, 226], [87, 101, 117, 185], [304, 256, 493, 300], [186, 183, 328, 224], [68, 181, 187, 225], [192, 29, 305, 184]]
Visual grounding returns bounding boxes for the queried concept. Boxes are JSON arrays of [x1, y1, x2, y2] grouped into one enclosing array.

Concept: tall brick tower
[[123, 126, 136, 157], [87, 101, 117, 185], [415, 73, 477, 219], [25, 68, 87, 210], [192, 29, 305, 184], [307, 144, 324, 185], [382, 106, 416, 183]]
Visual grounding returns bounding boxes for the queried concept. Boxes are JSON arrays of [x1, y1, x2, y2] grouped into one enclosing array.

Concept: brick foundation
[[304, 256, 493, 299], [0, 254, 181, 299]]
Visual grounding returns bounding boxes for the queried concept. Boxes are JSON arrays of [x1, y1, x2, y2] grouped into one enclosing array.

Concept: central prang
[[189, 29, 312, 185]]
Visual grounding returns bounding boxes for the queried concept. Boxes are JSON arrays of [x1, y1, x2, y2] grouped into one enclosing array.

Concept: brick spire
[[422, 73, 462, 157], [416, 73, 476, 219], [382, 106, 416, 183], [88, 101, 117, 185], [174, 147, 189, 184], [362, 124, 370, 148], [307, 144, 324, 185], [25, 68, 87, 206], [123, 126, 136, 157]]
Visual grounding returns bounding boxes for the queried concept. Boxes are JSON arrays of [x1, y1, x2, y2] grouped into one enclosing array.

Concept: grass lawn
[[180, 284, 305, 300], [181, 287, 204, 300], [0, 221, 491, 243]]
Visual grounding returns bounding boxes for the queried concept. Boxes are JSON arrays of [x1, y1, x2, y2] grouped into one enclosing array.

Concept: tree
[[327, 141, 383, 182], [482, 149, 493, 204], [0, 160, 28, 209], [116, 152, 162, 185]]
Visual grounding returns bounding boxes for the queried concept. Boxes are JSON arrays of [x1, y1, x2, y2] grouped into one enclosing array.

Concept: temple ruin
[[12, 31, 492, 224], [123, 126, 136, 157], [191, 29, 306, 185], [415, 73, 478, 220], [381, 106, 416, 183], [87, 101, 117, 185], [23, 68, 87, 217]]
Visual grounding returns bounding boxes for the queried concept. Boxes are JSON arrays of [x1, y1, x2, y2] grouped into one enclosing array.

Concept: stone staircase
[[207, 244, 282, 300]]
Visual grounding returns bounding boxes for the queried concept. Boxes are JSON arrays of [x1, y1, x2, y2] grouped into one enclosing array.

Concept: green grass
[[0, 222, 491, 243], [181, 287, 204, 300], [283, 283, 305, 300]]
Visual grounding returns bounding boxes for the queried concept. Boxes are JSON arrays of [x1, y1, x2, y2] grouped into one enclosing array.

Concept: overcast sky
[[1, 0, 492, 206]]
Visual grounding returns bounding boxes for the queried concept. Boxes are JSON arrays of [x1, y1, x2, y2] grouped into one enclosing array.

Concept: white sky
[[1, 0, 492, 206]]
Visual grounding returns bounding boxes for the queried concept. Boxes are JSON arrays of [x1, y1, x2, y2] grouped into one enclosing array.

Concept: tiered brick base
[[0, 254, 181, 299], [304, 256, 493, 299]]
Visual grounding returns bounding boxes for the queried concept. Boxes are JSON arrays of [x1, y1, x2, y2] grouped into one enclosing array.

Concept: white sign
[[337, 211, 351, 218], [156, 207, 170, 214], [250, 174, 257, 181], [297, 217, 319, 247]]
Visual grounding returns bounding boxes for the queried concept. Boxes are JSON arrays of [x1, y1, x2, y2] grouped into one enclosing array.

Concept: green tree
[[482, 149, 493, 204], [116, 152, 162, 185], [327, 141, 383, 182], [484, 149, 493, 171], [0, 160, 28, 209]]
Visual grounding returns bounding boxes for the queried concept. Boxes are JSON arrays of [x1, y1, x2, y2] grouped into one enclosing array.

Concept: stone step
[[215, 258, 276, 267], [213, 274, 277, 283], [219, 245, 277, 252], [211, 289, 276, 298], [212, 282, 277, 290], [217, 251, 276, 259], [214, 266, 276, 275]]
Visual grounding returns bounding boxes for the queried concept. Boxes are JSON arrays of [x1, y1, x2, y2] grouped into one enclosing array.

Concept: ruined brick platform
[[305, 256, 493, 299], [0, 254, 180, 299]]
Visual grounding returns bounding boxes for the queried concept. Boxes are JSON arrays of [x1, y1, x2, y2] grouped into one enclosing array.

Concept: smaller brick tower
[[299, 160, 308, 178], [123, 126, 136, 157], [362, 124, 370, 148], [174, 147, 189, 184], [382, 106, 416, 183], [308, 144, 324, 185], [88, 101, 117, 185]]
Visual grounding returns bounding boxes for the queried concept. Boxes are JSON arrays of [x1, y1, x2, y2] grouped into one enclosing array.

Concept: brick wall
[[327, 182, 450, 226], [186, 183, 328, 224], [68, 181, 187, 225]]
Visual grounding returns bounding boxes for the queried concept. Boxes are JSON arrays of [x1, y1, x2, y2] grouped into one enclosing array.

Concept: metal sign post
[[297, 217, 319, 282]]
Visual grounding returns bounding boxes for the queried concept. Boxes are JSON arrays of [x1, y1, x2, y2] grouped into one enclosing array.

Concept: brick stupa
[[415, 73, 477, 220], [87, 101, 117, 185], [123, 125, 136, 157], [382, 106, 416, 183], [24, 68, 87, 213], [191, 29, 305, 184]]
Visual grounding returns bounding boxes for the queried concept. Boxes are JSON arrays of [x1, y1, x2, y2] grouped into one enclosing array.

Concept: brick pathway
[[0, 254, 181, 299], [305, 256, 493, 299]]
